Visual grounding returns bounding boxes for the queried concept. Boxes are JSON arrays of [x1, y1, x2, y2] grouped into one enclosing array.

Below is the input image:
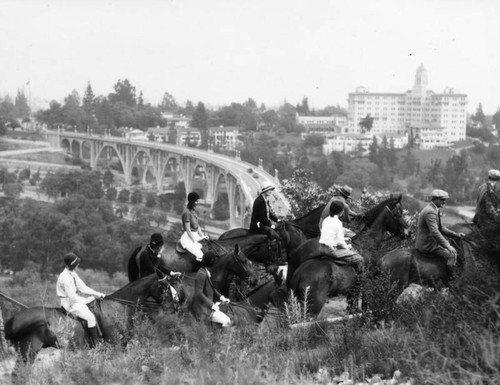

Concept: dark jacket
[[415, 202, 459, 253], [249, 194, 278, 234], [474, 182, 500, 227], [134, 245, 171, 279], [189, 267, 223, 321]]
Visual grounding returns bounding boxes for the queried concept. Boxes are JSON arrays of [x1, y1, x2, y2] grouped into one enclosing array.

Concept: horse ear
[[234, 244, 240, 255]]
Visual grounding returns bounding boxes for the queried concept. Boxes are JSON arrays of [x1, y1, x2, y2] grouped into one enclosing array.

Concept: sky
[[1, 0, 499, 114]]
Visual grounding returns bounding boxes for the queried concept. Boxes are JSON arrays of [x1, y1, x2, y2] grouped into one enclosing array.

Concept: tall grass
[[1, 259, 499, 384]]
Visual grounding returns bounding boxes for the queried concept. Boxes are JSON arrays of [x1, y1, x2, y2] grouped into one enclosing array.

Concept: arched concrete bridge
[[43, 130, 289, 227]]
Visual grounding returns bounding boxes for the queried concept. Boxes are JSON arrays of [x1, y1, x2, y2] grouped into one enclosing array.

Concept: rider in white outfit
[[56, 253, 105, 348], [180, 192, 209, 261]]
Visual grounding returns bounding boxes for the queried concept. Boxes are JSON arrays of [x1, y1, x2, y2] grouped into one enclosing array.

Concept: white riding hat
[[260, 181, 275, 194]]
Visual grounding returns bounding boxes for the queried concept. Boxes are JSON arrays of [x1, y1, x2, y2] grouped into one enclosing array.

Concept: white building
[[208, 126, 241, 151], [297, 114, 348, 136], [126, 129, 149, 141], [323, 133, 408, 155], [347, 65, 467, 148]]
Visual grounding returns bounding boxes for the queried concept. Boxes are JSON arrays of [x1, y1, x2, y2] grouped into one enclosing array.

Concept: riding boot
[[87, 326, 99, 349]]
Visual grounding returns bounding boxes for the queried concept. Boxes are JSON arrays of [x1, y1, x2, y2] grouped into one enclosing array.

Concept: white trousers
[[210, 309, 231, 327], [68, 302, 97, 328], [180, 232, 204, 260]]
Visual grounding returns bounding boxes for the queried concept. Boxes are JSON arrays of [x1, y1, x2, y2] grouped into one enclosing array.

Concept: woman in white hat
[[249, 181, 281, 241]]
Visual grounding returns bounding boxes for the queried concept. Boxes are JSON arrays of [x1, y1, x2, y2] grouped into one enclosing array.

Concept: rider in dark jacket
[[249, 181, 281, 241]]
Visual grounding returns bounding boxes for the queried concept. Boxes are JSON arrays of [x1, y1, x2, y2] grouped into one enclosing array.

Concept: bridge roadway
[[48, 131, 290, 217]]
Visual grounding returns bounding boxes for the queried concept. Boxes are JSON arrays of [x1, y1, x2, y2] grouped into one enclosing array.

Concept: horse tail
[[127, 246, 142, 282]]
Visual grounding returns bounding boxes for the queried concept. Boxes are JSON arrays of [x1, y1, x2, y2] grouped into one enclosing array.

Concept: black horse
[[128, 236, 277, 282], [380, 222, 500, 293], [287, 195, 409, 317], [5, 274, 169, 377]]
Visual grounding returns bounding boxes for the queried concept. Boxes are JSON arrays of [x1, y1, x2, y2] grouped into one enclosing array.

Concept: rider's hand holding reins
[[220, 296, 230, 304]]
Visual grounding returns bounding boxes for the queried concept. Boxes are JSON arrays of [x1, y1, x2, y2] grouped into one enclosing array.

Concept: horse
[[219, 204, 326, 255], [286, 194, 408, 287], [286, 194, 409, 317], [188, 269, 288, 328], [128, 236, 278, 283], [379, 222, 500, 293], [4, 274, 169, 376]]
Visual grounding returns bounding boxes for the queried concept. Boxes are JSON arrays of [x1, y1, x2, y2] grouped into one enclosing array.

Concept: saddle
[[411, 249, 447, 265], [60, 299, 103, 336], [316, 244, 354, 265]]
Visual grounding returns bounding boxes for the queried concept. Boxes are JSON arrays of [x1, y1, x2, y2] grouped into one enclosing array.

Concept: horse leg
[[11, 334, 43, 383]]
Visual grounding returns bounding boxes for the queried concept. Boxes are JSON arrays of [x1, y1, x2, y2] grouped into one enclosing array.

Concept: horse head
[[216, 244, 256, 284], [383, 200, 410, 239]]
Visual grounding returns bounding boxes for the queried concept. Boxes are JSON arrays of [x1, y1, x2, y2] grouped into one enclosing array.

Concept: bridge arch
[[46, 131, 288, 227]]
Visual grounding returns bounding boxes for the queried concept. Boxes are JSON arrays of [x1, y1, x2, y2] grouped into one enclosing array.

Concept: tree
[[102, 169, 114, 188], [472, 103, 486, 126], [106, 187, 117, 200], [14, 90, 30, 119], [145, 192, 157, 208], [109, 79, 136, 107], [35, 100, 64, 129], [359, 114, 374, 133], [131, 189, 143, 204], [160, 92, 178, 112], [492, 107, 500, 137], [368, 136, 379, 164], [192, 102, 209, 148], [281, 169, 329, 217], [296, 97, 310, 115], [3, 183, 23, 198], [118, 189, 130, 203], [82, 82, 96, 115]]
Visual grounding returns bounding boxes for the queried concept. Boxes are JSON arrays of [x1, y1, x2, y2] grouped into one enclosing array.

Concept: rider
[[56, 252, 105, 348], [319, 185, 359, 235], [180, 192, 210, 261], [135, 233, 182, 279], [415, 189, 465, 268], [474, 169, 500, 228], [190, 251, 231, 327], [319, 202, 364, 272], [249, 181, 281, 241]]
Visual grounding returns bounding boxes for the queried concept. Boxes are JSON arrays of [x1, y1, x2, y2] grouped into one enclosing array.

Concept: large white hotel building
[[346, 65, 467, 149]]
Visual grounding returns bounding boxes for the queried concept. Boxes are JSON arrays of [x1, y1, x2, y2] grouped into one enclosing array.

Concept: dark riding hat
[[336, 185, 352, 199], [64, 252, 80, 269], [187, 192, 201, 204], [329, 202, 344, 216], [488, 169, 500, 181], [150, 233, 164, 248], [201, 251, 218, 268]]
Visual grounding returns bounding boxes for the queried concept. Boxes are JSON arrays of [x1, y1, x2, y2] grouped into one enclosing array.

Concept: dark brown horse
[[5, 274, 168, 376], [378, 223, 498, 292], [287, 195, 409, 317], [286, 194, 408, 287], [128, 235, 277, 282]]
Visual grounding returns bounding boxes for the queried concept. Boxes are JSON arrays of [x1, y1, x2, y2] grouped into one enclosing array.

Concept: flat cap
[[430, 189, 449, 199], [488, 169, 500, 181]]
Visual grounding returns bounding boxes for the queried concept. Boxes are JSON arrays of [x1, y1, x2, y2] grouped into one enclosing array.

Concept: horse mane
[[293, 204, 326, 227], [127, 245, 142, 282], [359, 194, 401, 228], [106, 274, 158, 302]]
